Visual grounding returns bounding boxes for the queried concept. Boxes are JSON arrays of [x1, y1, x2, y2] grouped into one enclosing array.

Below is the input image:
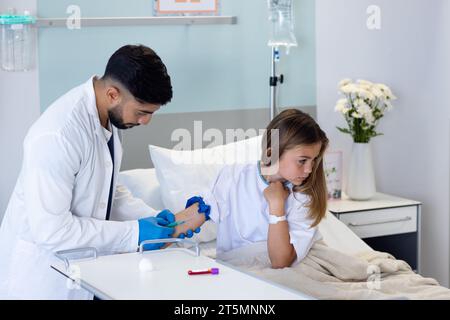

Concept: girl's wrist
[[269, 203, 285, 216]]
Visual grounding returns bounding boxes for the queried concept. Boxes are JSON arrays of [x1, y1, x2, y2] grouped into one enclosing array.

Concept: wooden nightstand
[[328, 193, 422, 272]]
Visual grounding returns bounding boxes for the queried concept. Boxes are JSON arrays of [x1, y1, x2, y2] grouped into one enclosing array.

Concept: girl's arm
[[168, 165, 230, 244], [160, 203, 206, 249], [172, 203, 206, 238], [264, 182, 297, 268]]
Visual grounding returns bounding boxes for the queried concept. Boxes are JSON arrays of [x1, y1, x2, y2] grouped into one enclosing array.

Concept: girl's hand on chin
[[264, 181, 290, 215]]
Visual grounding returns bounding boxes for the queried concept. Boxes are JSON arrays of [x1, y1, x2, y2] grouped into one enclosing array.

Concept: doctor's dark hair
[[261, 109, 329, 227], [103, 44, 173, 105]]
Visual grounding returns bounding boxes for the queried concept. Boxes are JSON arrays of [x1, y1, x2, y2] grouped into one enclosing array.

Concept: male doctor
[[0, 45, 195, 299]]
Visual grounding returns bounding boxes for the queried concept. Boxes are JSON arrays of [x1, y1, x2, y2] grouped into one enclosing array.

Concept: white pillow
[[149, 135, 262, 242], [118, 168, 164, 210]]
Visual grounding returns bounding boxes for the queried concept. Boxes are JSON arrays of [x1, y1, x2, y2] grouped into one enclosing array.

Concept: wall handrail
[[35, 16, 237, 27]]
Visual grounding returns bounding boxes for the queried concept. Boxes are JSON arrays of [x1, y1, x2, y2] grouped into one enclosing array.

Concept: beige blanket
[[217, 241, 450, 300]]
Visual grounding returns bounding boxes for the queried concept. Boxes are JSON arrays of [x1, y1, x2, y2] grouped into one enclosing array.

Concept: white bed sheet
[[119, 169, 372, 257]]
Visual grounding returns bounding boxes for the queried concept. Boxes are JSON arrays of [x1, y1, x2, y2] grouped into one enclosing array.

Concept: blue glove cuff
[[185, 196, 211, 221]]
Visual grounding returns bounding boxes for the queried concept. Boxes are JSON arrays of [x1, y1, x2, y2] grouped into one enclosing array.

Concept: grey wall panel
[[121, 106, 316, 170]]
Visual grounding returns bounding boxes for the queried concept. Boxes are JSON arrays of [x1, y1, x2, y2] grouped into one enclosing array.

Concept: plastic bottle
[[267, 0, 298, 54], [0, 11, 36, 71]]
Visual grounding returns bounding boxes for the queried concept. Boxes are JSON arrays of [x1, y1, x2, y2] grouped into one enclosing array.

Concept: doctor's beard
[[108, 104, 139, 130]]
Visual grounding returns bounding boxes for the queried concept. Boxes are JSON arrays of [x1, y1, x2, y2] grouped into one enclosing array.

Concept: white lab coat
[[0, 77, 157, 299]]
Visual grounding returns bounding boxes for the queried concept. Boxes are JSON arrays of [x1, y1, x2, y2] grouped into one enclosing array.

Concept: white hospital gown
[[204, 163, 322, 262]]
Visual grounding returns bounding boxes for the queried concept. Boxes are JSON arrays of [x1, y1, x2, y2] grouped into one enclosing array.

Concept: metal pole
[[270, 47, 277, 120]]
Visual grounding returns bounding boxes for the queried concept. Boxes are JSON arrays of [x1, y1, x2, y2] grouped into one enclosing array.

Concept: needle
[[166, 217, 193, 228]]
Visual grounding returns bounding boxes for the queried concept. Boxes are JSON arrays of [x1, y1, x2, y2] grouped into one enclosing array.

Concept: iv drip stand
[[269, 47, 284, 120]]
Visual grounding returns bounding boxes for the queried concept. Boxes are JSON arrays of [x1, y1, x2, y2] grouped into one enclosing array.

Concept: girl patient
[[171, 109, 329, 268]]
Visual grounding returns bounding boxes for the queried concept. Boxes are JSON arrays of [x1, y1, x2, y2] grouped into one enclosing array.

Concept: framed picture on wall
[[154, 0, 220, 16], [324, 151, 342, 200]]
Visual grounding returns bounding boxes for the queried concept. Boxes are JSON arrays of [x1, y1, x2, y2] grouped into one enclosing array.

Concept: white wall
[[316, 0, 450, 286], [0, 0, 40, 221], [432, 0, 450, 288]]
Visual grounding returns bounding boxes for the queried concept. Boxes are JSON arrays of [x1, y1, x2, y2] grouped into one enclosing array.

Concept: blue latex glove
[[185, 196, 203, 208], [156, 209, 175, 226], [185, 196, 211, 221], [176, 196, 212, 239], [138, 216, 174, 250], [198, 203, 211, 219], [178, 227, 201, 239]]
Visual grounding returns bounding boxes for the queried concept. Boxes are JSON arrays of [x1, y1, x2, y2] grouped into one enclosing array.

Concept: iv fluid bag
[[268, 0, 298, 51]]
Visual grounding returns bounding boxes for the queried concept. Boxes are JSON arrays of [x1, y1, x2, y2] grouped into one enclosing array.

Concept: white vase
[[346, 142, 376, 200]]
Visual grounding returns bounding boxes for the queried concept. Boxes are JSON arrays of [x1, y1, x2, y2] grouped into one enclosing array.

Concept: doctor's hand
[[178, 227, 201, 239], [156, 209, 176, 226], [138, 216, 175, 251]]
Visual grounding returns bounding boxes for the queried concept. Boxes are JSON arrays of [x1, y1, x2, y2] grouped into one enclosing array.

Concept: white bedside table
[[327, 192, 422, 272]]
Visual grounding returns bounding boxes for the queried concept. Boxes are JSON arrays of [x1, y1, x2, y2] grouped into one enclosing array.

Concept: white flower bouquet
[[335, 79, 396, 143]]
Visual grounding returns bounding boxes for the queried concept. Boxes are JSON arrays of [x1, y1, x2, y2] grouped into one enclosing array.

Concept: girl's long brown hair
[[262, 109, 329, 227]]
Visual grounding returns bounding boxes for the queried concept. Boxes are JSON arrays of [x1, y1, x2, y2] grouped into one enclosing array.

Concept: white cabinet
[[328, 193, 421, 272]]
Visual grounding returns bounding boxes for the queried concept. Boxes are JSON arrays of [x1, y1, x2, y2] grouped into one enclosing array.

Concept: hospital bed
[[115, 168, 450, 300]]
